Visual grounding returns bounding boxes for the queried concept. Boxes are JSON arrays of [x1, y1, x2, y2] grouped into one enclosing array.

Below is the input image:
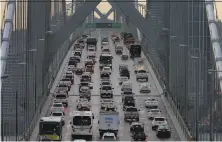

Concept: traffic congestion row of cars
[[114, 33, 172, 139], [38, 32, 172, 141]]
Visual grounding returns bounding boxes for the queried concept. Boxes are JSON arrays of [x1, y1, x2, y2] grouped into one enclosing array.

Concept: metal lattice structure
[[1, 0, 222, 141]]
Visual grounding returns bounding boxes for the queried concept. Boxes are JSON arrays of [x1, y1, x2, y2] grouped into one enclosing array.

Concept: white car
[[101, 132, 117, 141], [148, 109, 161, 120], [101, 67, 112, 74], [50, 110, 65, 125], [67, 65, 76, 72], [101, 38, 109, 45], [76, 98, 90, 108], [139, 83, 151, 93], [50, 102, 65, 112], [144, 98, 158, 108], [152, 117, 168, 130]]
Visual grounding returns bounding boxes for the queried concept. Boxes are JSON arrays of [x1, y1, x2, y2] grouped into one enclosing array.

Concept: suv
[[80, 72, 91, 82], [100, 85, 114, 98], [79, 82, 93, 92]]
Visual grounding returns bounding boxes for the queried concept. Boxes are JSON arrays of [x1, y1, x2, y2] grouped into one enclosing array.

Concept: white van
[[121, 82, 132, 92]]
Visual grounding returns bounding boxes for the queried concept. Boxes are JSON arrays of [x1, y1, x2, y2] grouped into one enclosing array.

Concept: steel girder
[[48, 0, 152, 70]]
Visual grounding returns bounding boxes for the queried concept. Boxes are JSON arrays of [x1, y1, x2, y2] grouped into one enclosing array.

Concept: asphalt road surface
[[31, 30, 180, 141]]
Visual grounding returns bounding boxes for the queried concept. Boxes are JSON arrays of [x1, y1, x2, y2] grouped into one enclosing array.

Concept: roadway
[[30, 30, 180, 141]]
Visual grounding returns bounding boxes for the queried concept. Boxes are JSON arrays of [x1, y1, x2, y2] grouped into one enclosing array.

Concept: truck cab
[[39, 117, 63, 141], [98, 110, 120, 137], [70, 111, 94, 140]]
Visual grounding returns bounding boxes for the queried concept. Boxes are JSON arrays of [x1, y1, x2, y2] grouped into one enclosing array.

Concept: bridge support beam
[[48, 0, 153, 73]]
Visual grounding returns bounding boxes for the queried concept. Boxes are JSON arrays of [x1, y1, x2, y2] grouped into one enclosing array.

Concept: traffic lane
[[110, 38, 179, 140]]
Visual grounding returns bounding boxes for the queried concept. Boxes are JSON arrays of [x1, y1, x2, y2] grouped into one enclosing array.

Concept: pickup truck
[[98, 111, 120, 137], [124, 106, 140, 122]]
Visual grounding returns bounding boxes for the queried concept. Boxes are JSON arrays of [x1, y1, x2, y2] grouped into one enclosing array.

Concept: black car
[[123, 97, 135, 110], [101, 72, 110, 79], [75, 68, 84, 75], [68, 60, 77, 66], [131, 132, 147, 141], [130, 122, 144, 133], [70, 56, 80, 63], [120, 68, 130, 79], [74, 51, 82, 57], [156, 124, 171, 138]]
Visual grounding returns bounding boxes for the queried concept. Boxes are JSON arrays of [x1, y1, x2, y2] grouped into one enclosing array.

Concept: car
[[88, 46, 96, 52], [139, 83, 151, 93], [100, 72, 110, 79], [121, 82, 132, 92], [54, 92, 68, 107], [101, 66, 112, 74], [118, 77, 129, 85], [79, 86, 91, 93], [156, 124, 171, 138], [101, 132, 117, 141], [50, 110, 65, 125], [60, 78, 72, 91], [80, 72, 91, 82], [130, 122, 144, 133], [102, 48, 110, 54], [100, 99, 114, 109], [75, 68, 85, 75], [76, 98, 90, 108], [85, 59, 94, 66], [78, 82, 93, 92], [144, 98, 158, 108], [87, 54, 96, 64], [152, 117, 168, 130], [74, 51, 82, 57], [77, 103, 91, 111], [67, 65, 76, 72], [50, 102, 65, 112], [100, 85, 114, 94], [101, 38, 109, 45], [121, 54, 128, 60], [148, 109, 161, 120], [56, 83, 69, 94], [85, 65, 94, 73], [131, 132, 147, 141], [100, 81, 112, 86], [70, 56, 81, 63]]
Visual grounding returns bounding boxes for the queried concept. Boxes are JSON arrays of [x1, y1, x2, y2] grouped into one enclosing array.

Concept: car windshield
[[155, 118, 165, 121], [52, 112, 63, 116], [100, 56, 112, 61], [40, 123, 60, 134], [102, 86, 112, 90], [103, 49, 109, 52], [148, 98, 156, 101], [102, 82, 110, 85], [73, 116, 91, 126], [126, 108, 137, 111], [150, 109, 160, 113], [102, 38, 108, 42], [79, 99, 88, 102], [56, 95, 67, 99], [53, 104, 63, 107], [61, 78, 70, 81], [81, 83, 89, 86], [88, 55, 95, 58], [82, 75, 89, 79], [88, 49, 95, 51], [104, 68, 110, 70], [103, 136, 115, 141], [59, 84, 67, 87], [138, 70, 146, 73]]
